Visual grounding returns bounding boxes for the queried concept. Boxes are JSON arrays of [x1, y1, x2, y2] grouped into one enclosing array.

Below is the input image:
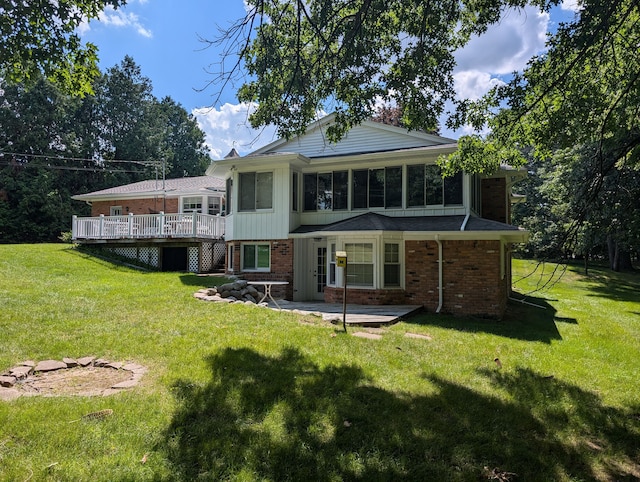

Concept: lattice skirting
[[105, 246, 160, 269], [102, 242, 223, 273]]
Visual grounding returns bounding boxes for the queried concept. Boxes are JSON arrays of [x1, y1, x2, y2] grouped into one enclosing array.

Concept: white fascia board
[[302, 144, 458, 171], [207, 153, 310, 177], [71, 190, 178, 202], [290, 229, 528, 243]]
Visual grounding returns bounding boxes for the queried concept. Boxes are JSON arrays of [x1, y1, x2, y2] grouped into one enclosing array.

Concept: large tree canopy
[[0, 0, 126, 95], [213, 0, 554, 142]]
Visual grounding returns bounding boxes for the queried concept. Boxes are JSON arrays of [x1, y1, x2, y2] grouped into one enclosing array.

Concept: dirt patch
[[17, 366, 133, 397], [0, 358, 148, 400]]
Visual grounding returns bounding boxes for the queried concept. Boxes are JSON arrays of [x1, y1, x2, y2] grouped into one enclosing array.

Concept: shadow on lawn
[[160, 347, 639, 481], [403, 296, 575, 344], [579, 269, 640, 304]]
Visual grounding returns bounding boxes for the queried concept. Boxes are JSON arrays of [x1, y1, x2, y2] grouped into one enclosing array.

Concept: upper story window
[[304, 171, 348, 211], [406, 164, 463, 207], [352, 167, 402, 209], [207, 196, 221, 215], [239, 171, 273, 211], [182, 197, 202, 213]]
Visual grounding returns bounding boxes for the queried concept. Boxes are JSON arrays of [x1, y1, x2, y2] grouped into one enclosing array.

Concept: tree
[[0, 0, 127, 96], [210, 0, 554, 142]]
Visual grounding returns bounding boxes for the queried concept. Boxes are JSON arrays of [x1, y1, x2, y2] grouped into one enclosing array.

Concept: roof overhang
[[289, 229, 529, 243], [206, 152, 311, 177]]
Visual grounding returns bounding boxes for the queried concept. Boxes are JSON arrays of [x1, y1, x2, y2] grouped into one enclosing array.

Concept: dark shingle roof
[[291, 212, 521, 234]]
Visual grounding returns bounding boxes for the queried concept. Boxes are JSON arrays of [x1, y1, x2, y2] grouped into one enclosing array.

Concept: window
[[242, 243, 270, 271], [384, 243, 401, 287], [329, 243, 336, 285], [239, 172, 273, 211], [207, 196, 221, 215], [227, 244, 234, 272], [406, 164, 463, 207], [182, 196, 203, 213], [292, 172, 299, 212], [345, 243, 373, 286], [352, 167, 402, 209], [303, 171, 348, 211], [110, 206, 122, 216], [226, 177, 233, 214]]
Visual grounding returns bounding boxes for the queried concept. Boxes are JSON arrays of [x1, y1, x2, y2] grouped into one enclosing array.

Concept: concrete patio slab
[[267, 300, 422, 326]]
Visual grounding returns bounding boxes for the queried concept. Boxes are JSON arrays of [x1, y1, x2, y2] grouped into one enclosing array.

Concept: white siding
[[227, 166, 291, 240], [270, 123, 445, 158]]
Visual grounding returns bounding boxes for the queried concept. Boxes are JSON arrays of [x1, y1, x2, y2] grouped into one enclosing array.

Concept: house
[[71, 175, 226, 272], [207, 114, 528, 318]]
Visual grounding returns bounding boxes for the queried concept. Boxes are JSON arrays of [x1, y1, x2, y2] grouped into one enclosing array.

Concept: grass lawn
[[0, 244, 638, 481]]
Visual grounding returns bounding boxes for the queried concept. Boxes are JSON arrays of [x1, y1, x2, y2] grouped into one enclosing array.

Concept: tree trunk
[[607, 236, 635, 272]]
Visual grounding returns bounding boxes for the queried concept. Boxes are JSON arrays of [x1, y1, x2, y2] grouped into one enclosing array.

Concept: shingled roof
[[72, 176, 224, 200], [291, 212, 523, 234]]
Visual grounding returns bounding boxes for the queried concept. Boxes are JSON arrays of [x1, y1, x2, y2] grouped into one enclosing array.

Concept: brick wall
[[481, 178, 508, 223], [324, 286, 408, 305], [226, 239, 294, 299], [405, 239, 508, 317], [91, 198, 179, 216]]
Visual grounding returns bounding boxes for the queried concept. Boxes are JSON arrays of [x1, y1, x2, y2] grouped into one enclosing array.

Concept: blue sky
[[80, 0, 580, 158]]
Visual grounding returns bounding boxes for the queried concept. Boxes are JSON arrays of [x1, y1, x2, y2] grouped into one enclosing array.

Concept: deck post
[[159, 211, 165, 236], [99, 214, 104, 238], [128, 212, 134, 236], [72, 215, 77, 240]]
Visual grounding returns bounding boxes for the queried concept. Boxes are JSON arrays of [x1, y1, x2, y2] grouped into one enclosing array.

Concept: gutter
[[435, 234, 443, 313]]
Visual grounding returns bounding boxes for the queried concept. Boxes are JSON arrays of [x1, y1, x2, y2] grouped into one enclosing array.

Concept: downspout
[[435, 234, 443, 313], [460, 213, 470, 232]]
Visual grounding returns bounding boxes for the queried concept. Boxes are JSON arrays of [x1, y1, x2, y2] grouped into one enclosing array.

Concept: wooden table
[[248, 281, 289, 309]]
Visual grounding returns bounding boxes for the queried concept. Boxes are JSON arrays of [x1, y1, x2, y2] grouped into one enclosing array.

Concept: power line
[[0, 161, 146, 174], [0, 150, 160, 166]]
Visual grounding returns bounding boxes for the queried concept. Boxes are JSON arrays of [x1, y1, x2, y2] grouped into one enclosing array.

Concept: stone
[[0, 375, 17, 387], [63, 357, 78, 367], [228, 290, 242, 299], [236, 279, 248, 288], [34, 360, 67, 372], [18, 360, 36, 367], [122, 363, 144, 372], [106, 362, 123, 370], [9, 365, 32, 379], [205, 288, 217, 296], [351, 331, 383, 340], [0, 388, 21, 401], [77, 356, 95, 367], [111, 379, 138, 389], [193, 292, 208, 299], [93, 358, 109, 367]]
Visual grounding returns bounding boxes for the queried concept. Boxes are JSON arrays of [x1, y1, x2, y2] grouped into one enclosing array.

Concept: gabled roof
[[72, 176, 225, 202], [249, 113, 457, 159], [290, 212, 527, 242]]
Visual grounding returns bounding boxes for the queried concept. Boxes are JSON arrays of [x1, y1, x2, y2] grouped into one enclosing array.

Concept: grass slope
[[0, 244, 638, 481]]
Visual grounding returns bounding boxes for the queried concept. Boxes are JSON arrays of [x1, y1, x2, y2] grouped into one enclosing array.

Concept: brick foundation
[[324, 287, 408, 305]]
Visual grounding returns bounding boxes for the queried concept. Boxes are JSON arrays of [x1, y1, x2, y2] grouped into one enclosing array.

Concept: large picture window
[[352, 167, 402, 209], [406, 164, 463, 207], [239, 172, 273, 211], [182, 196, 202, 213], [345, 243, 374, 287], [242, 243, 270, 271]]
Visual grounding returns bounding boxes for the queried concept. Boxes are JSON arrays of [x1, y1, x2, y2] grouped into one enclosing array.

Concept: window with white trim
[[345, 243, 374, 287], [384, 243, 401, 287], [407, 164, 463, 206], [227, 244, 234, 272], [242, 243, 270, 271], [182, 196, 203, 213], [110, 206, 122, 216], [239, 171, 273, 211]]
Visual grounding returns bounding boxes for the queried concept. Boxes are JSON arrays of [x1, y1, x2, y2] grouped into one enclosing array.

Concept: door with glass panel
[[311, 240, 327, 300]]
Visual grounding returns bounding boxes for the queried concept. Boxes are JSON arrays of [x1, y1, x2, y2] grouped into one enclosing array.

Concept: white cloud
[[455, 6, 549, 75], [561, 0, 582, 12], [192, 103, 277, 158], [78, 5, 152, 38], [453, 70, 505, 101]]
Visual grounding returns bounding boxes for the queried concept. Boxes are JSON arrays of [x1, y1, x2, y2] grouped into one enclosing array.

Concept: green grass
[[0, 244, 638, 481]]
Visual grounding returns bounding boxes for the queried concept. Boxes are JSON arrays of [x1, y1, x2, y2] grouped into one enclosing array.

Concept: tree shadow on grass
[[403, 297, 575, 344], [580, 270, 640, 304], [159, 347, 639, 481]]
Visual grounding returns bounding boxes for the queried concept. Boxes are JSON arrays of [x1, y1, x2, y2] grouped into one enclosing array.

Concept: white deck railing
[[72, 212, 225, 240]]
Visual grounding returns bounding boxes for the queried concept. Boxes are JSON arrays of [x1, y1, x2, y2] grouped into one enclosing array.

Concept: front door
[[312, 241, 327, 300]]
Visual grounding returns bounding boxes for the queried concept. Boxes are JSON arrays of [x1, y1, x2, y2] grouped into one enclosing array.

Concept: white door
[[311, 240, 327, 301]]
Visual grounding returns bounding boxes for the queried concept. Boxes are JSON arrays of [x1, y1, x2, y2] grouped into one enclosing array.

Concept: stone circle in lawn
[[0, 357, 147, 401]]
